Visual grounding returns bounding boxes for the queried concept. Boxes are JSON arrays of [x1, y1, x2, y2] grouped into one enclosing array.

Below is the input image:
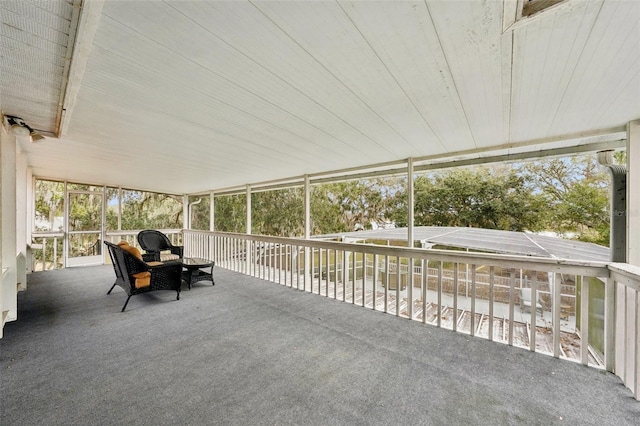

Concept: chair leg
[[121, 295, 132, 312], [107, 282, 117, 294]]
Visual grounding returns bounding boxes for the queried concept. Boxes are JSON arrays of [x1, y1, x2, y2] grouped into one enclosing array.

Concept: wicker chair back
[[137, 230, 183, 262]]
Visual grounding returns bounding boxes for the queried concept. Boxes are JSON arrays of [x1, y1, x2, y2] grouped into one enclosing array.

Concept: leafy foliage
[[34, 180, 65, 231], [214, 194, 247, 233], [390, 168, 546, 231], [252, 188, 305, 237], [32, 153, 616, 247], [114, 190, 182, 230], [311, 178, 402, 234], [517, 156, 610, 245]]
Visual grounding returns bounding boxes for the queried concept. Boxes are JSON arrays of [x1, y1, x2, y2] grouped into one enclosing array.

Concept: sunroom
[[1, 0, 639, 423]]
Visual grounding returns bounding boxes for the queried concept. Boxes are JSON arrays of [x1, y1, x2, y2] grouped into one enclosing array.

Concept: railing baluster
[[384, 255, 389, 313], [42, 239, 47, 271], [276, 244, 282, 284], [317, 248, 322, 295], [530, 273, 537, 352], [296, 246, 304, 290], [437, 261, 442, 328], [580, 275, 589, 365], [325, 248, 330, 297], [407, 257, 415, 319], [289, 244, 294, 288], [395, 256, 401, 317], [341, 250, 346, 302], [333, 249, 337, 299], [509, 269, 516, 346], [372, 254, 378, 310], [470, 264, 476, 337], [361, 253, 366, 307], [553, 272, 562, 358], [53, 237, 58, 269], [309, 247, 314, 293], [489, 266, 494, 341], [453, 263, 458, 332], [420, 259, 426, 324], [351, 251, 356, 304]]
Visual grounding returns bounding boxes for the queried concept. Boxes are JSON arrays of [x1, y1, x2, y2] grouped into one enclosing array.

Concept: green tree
[[518, 155, 610, 245], [311, 178, 402, 234], [390, 168, 546, 231], [34, 180, 65, 231], [119, 190, 182, 230], [252, 188, 305, 237], [214, 194, 247, 233]]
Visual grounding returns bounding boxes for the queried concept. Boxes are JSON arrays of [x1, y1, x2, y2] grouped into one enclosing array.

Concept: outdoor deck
[[1, 265, 637, 425]]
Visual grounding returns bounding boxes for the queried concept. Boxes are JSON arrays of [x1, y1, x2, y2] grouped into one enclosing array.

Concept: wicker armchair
[[104, 241, 182, 311], [137, 230, 184, 262]]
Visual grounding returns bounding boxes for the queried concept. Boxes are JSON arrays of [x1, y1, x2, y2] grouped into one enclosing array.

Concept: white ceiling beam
[[58, 0, 105, 137]]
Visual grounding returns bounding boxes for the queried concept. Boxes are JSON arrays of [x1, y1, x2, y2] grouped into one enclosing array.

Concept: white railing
[[30, 229, 183, 271], [30, 232, 64, 271], [184, 230, 640, 399]]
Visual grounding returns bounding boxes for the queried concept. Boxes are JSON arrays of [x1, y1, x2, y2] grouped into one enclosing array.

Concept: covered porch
[[2, 0, 640, 420]]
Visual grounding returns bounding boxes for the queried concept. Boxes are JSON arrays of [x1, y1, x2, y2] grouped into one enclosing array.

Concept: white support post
[[182, 195, 189, 230], [117, 186, 122, 231], [15, 148, 27, 290], [553, 272, 562, 358], [407, 157, 414, 246], [246, 185, 251, 275], [1, 130, 19, 334], [26, 168, 33, 273], [304, 175, 310, 239], [210, 192, 215, 232], [246, 185, 251, 235], [628, 120, 640, 266], [605, 277, 616, 372], [580, 275, 589, 365], [304, 175, 311, 286], [407, 158, 414, 318]]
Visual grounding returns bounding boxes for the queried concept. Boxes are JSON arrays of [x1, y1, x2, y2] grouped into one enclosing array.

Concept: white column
[[407, 158, 414, 247], [1, 130, 18, 334], [304, 175, 311, 239], [209, 191, 215, 232], [117, 186, 122, 231], [182, 195, 189, 229], [246, 185, 252, 275], [407, 158, 414, 318], [625, 119, 640, 396], [15, 149, 28, 290], [26, 168, 33, 273], [628, 120, 640, 266], [246, 185, 251, 235], [304, 175, 311, 285]]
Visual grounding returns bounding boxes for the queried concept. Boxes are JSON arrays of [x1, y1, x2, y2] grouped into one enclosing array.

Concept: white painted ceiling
[[1, 0, 639, 195]]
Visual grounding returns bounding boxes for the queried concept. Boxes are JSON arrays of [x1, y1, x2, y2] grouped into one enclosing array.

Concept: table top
[[180, 257, 214, 268]]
